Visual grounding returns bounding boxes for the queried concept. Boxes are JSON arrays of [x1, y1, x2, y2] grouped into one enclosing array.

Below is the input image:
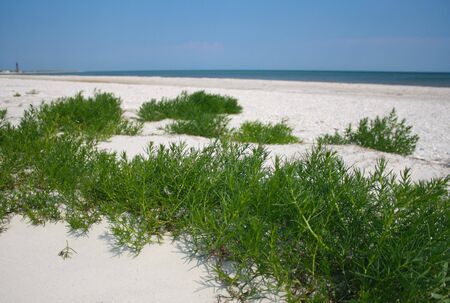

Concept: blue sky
[[1, 0, 449, 72]]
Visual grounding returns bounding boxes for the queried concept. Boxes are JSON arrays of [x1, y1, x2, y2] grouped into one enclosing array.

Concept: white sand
[[1, 75, 449, 302], [0, 217, 222, 303]]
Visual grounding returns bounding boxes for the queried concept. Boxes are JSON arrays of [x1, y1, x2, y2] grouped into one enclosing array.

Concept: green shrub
[[0, 109, 6, 126], [138, 91, 242, 121], [318, 108, 419, 155], [35, 92, 142, 140], [0, 117, 102, 229], [91, 142, 449, 302], [0, 109, 11, 230], [138, 91, 242, 139], [165, 114, 230, 138], [232, 120, 300, 144]]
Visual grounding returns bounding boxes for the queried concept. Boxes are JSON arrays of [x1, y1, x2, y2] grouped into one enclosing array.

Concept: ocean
[[42, 70, 450, 87]]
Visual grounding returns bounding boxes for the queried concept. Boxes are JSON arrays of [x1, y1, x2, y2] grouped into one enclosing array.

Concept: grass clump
[[139, 91, 300, 143], [138, 90, 242, 121], [139, 90, 242, 138], [13, 92, 21, 97], [232, 120, 300, 144], [0, 108, 6, 123], [0, 109, 11, 230], [33, 92, 142, 140], [0, 92, 140, 231], [318, 108, 419, 155], [165, 114, 230, 138]]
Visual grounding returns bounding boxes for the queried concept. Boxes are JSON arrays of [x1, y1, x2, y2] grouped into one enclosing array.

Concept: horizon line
[[11, 68, 450, 74]]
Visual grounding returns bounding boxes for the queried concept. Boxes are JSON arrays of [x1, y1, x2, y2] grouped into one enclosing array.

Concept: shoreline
[[5, 69, 450, 88], [3, 74, 450, 93]]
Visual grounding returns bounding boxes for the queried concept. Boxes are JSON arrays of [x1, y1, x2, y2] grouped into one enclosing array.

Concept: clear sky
[[1, 0, 449, 72]]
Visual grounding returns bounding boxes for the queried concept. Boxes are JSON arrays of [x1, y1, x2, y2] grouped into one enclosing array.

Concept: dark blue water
[[41, 70, 450, 87]]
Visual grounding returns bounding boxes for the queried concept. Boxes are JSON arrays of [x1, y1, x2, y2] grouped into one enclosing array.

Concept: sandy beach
[[1, 75, 449, 302]]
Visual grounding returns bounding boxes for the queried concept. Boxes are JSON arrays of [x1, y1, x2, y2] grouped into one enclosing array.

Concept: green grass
[[165, 113, 230, 138], [138, 90, 242, 122], [0, 108, 10, 231], [1, 97, 448, 302], [232, 120, 300, 144], [13, 92, 21, 97], [318, 108, 419, 155], [139, 91, 300, 143], [138, 90, 242, 138], [31, 92, 142, 140], [0, 108, 6, 122]]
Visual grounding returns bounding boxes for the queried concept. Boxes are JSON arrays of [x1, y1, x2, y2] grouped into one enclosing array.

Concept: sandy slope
[[0, 75, 449, 302]]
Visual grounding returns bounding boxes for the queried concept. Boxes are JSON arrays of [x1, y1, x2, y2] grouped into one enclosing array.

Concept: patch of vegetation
[[232, 120, 300, 144], [32, 92, 142, 140], [139, 90, 243, 139], [165, 114, 230, 138], [0, 108, 10, 231], [13, 92, 21, 97], [318, 108, 419, 155], [138, 90, 242, 121], [0, 108, 6, 122], [1, 97, 448, 302], [138, 91, 300, 143], [0, 93, 140, 231]]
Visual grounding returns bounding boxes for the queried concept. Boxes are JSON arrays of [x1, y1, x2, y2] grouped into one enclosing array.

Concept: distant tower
[[15, 62, 19, 73]]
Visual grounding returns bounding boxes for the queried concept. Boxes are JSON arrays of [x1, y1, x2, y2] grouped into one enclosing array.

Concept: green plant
[[13, 92, 21, 97], [0, 109, 6, 126], [318, 108, 419, 155], [138, 91, 242, 139], [232, 120, 300, 144], [138, 91, 242, 122], [118, 119, 143, 136], [165, 114, 230, 138], [58, 240, 77, 259], [0, 108, 12, 231], [33, 92, 142, 140]]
